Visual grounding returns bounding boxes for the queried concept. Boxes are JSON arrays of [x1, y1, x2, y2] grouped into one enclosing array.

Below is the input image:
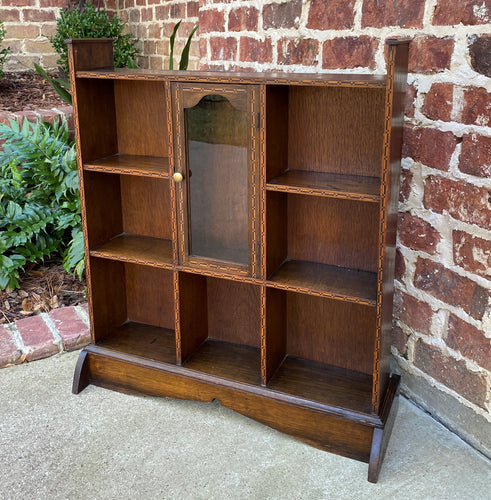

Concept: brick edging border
[[0, 105, 74, 128], [0, 304, 90, 368]]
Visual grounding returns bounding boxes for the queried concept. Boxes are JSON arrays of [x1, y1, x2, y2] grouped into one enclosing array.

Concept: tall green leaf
[[169, 20, 182, 70], [179, 24, 199, 71]]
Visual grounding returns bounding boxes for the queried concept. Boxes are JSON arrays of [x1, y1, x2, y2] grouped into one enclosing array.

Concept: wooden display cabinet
[[69, 38, 409, 482]]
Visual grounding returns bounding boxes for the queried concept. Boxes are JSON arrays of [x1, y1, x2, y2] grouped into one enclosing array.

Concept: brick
[[307, 0, 356, 29], [199, 9, 225, 33], [15, 315, 58, 362], [24, 39, 53, 54], [0, 112, 16, 126], [421, 83, 453, 122], [402, 125, 458, 171], [23, 9, 56, 22], [433, 0, 491, 26], [3, 24, 40, 39], [187, 1, 199, 18], [391, 325, 408, 356], [277, 38, 319, 66], [263, 0, 302, 29], [39, 0, 65, 6], [1, 9, 20, 21], [0, 325, 22, 368], [141, 8, 153, 22], [453, 230, 491, 280], [460, 133, 491, 178], [398, 213, 440, 254], [49, 306, 90, 351], [38, 109, 62, 124], [170, 3, 186, 18], [362, 0, 425, 28], [210, 37, 237, 62], [394, 290, 433, 335], [413, 257, 489, 320], [2, 0, 34, 5], [408, 36, 454, 74], [129, 9, 140, 23], [239, 37, 273, 64], [461, 86, 491, 127], [423, 176, 491, 230], [399, 168, 412, 202], [414, 339, 488, 409], [446, 314, 491, 371], [13, 111, 39, 127], [395, 248, 405, 281], [322, 36, 378, 70], [405, 84, 417, 118], [228, 7, 258, 31], [469, 35, 491, 77]]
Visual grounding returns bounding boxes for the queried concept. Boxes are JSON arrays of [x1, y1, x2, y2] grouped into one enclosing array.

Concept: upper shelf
[[266, 170, 380, 202], [84, 154, 169, 178], [76, 68, 387, 88]]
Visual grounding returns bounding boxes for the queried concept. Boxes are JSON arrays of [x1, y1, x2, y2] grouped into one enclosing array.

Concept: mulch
[[0, 71, 67, 113], [1, 72, 84, 322], [0, 259, 86, 324]]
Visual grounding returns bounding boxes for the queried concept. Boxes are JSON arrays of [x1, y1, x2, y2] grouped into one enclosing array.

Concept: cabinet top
[[75, 68, 388, 88]]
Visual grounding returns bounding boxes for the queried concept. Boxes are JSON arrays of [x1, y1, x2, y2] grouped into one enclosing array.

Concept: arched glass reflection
[[185, 94, 248, 265]]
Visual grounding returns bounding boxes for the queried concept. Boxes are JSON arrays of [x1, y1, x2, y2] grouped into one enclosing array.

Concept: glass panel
[[185, 94, 249, 266]]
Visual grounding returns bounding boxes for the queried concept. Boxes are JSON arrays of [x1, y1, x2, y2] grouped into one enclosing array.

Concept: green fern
[[0, 118, 85, 289]]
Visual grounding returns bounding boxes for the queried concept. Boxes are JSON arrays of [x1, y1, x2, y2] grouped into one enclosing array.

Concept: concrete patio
[[1, 350, 490, 499]]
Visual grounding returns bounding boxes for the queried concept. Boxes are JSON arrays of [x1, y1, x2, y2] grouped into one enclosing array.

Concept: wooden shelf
[[268, 356, 373, 414], [266, 170, 380, 202], [97, 322, 176, 364], [184, 339, 261, 385], [90, 234, 173, 268], [84, 154, 169, 178], [267, 260, 377, 306]]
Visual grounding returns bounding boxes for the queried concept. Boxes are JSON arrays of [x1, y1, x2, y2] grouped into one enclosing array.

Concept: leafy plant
[[33, 63, 72, 105], [169, 20, 199, 70], [50, 1, 139, 76], [0, 20, 11, 78], [0, 118, 84, 289]]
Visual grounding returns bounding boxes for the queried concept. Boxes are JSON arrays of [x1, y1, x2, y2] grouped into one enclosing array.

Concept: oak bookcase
[[69, 38, 409, 482]]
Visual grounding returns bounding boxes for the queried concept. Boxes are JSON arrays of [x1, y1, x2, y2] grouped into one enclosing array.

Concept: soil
[[0, 71, 68, 112], [1, 73, 84, 322]]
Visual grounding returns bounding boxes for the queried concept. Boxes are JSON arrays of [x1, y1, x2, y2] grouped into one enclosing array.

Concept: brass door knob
[[173, 172, 183, 183]]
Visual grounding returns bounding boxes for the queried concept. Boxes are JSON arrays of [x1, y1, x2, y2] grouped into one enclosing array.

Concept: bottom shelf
[[268, 356, 373, 414], [184, 339, 261, 386], [97, 322, 176, 364]]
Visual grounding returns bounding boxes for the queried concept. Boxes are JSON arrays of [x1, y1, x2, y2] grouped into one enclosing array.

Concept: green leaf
[[169, 20, 182, 70], [179, 24, 199, 71]]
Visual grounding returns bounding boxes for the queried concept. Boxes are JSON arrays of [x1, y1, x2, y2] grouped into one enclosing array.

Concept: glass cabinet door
[[172, 83, 260, 277]]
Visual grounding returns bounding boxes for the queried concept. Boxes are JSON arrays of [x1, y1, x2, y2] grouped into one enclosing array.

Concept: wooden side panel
[[120, 177, 172, 240], [286, 293, 376, 374], [83, 171, 123, 249], [263, 287, 287, 383], [114, 80, 168, 157], [207, 278, 261, 348], [372, 41, 410, 412], [266, 191, 287, 278], [178, 272, 208, 363], [89, 257, 127, 342], [125, 264, 175, 329], [288, 86, 385, 177], [288, 195, 379, 273], [265, 85, 289, 181]]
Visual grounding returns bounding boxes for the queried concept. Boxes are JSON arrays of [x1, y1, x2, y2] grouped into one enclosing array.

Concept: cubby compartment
[[266, 191, 379, 304], [264, 288, 375, 413], [89, 257, 176, 364], [85, 171, 173, 267], [76, 78, 169, 177], [178, 273, 261, 385], [265, 85, 385, 200]]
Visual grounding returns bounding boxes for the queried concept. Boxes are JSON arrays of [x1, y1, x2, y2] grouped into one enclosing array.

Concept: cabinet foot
[[367, 375, 400, 483], [72, 349, 90, 394]]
